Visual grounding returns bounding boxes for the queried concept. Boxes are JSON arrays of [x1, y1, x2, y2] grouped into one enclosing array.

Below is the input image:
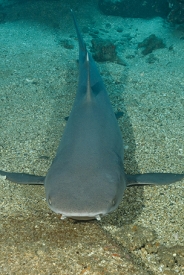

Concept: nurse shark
[[0, 11, 183, 220]]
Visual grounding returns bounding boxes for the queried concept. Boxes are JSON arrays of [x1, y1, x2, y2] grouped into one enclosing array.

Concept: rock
[[91, 38, 126, 65], [138, 34, 166, 55], [91, 38, 117, 62], [167, 0, 184, 24], [98, 0, 170, 18]]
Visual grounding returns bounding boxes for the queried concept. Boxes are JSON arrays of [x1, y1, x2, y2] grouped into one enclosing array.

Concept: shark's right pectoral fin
[[0, 170, 45, 185], [126, 173, 184, 187]]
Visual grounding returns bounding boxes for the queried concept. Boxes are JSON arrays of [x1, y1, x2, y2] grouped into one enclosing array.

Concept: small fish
[[0, 11, 183, 221]]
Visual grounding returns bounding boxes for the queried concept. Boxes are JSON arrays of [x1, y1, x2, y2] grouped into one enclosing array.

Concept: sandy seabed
[[0, 0, 184, 274]]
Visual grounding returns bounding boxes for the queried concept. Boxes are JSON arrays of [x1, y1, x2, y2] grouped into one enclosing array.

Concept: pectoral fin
[[126, 173, 184, 187], [0, 170, 45, 185]]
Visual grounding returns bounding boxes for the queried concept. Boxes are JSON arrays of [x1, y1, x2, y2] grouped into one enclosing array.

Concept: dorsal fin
[[71, 9, 87, 65], [71, 10, 105, 100], [71, 10, 91, 101]]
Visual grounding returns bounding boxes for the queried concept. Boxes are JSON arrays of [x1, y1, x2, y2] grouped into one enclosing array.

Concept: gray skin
[[0, 12, 183, 221]]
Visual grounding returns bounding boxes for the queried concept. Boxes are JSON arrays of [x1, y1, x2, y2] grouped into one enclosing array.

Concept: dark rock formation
[[98, 0, 170, 18], [91, 38, 117, 62], [91, 38, 126, 65], [167, 0, 184, 23], [138, 34, 166, 55]]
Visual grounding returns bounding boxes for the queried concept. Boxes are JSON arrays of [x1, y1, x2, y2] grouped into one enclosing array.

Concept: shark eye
[[48, 197, 52, 205], [112, 198, 116, 206]]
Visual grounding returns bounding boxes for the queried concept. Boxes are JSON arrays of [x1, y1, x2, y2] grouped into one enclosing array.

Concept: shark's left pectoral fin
[[126, 173, 184, 187], [0, 170, 45, 185]]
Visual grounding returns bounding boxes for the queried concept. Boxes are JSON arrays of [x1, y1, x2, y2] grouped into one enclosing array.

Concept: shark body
[[0, 11, 183, 220]]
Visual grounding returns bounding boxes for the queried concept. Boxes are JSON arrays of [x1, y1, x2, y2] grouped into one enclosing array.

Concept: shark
[[0, 11, 183, 221]]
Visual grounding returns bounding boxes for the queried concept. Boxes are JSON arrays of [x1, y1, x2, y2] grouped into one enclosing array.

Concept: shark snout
[[46, 184, 119, 220]]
